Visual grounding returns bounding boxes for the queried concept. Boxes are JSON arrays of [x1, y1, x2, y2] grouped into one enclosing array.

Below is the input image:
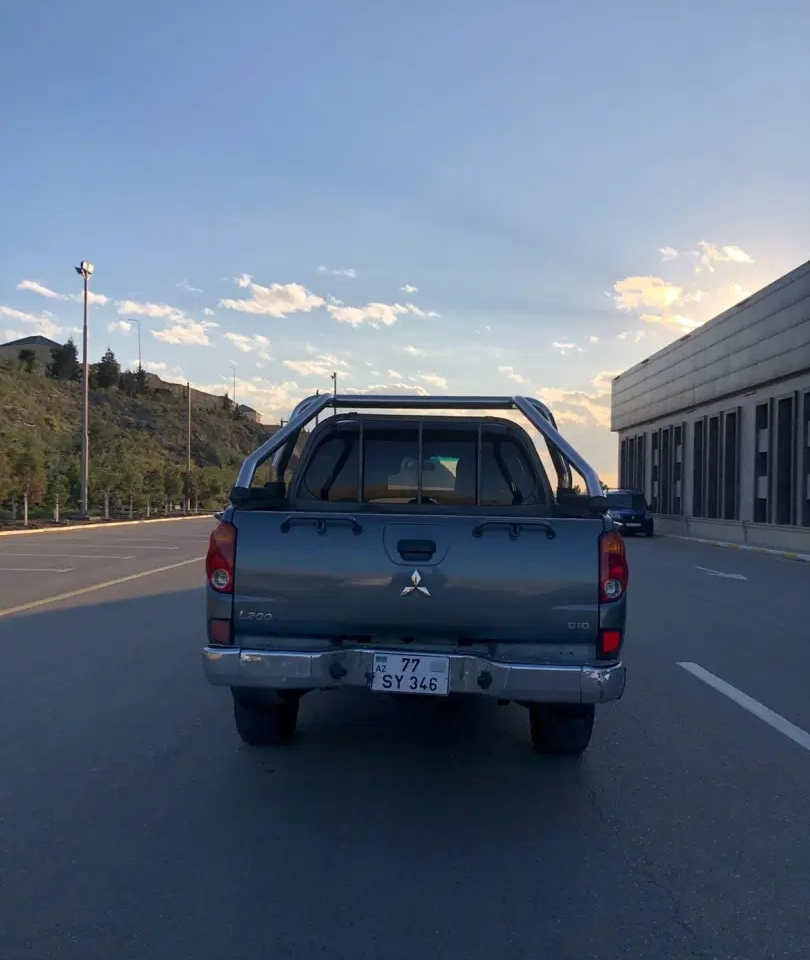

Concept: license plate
[[371, 653, 450, 696], [626, 522, 641, 527]]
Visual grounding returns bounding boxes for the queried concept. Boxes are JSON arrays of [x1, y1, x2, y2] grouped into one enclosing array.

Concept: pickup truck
[[202, 393, 628, 756]]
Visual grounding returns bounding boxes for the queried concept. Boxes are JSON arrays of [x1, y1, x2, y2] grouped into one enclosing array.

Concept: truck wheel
[[529, 704, 595, 756], [233, 695, 299, 746]]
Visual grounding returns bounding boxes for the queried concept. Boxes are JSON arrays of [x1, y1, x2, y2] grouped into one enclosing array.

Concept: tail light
[[599, 531, 628, 604], [598, 628, 622, 658], [206, 520, 236, 593]]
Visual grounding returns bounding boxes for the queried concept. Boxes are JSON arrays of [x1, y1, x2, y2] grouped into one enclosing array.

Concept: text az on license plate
[[371, 654, 450, 696]]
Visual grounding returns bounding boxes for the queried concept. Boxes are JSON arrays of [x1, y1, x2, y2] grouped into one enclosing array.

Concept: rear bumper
[[201, 646, 626, 705]]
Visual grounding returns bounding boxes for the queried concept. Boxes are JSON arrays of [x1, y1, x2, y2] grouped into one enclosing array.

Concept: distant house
[[0, 334, 62, 368], [237, 404, 260, 423]]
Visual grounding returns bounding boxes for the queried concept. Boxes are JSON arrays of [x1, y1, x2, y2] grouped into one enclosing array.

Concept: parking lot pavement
[[1, 531, 809, 960], [0, 517, 214, 613]]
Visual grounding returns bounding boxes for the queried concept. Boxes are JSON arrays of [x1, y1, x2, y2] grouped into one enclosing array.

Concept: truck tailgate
[[231, 511, 601, 644]]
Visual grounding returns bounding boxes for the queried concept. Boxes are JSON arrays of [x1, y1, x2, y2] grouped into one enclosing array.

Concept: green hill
[[0, 353, 287, 523]]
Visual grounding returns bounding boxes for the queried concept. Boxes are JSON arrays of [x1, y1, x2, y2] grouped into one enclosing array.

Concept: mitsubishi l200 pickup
[[202, 393, 628, 756]]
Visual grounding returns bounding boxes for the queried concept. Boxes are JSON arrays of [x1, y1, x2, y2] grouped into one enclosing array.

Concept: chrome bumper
[[202, 647, 626, 705]]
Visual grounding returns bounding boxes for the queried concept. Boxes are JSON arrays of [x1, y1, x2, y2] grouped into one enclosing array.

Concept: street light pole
[[75, 260, 95, 517], [186, 381, 192, 514]]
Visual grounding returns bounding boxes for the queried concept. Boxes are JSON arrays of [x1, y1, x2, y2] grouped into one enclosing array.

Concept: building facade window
[[635, 433, 646, 495], [775, 393, 796, 525], [673, 423, 684, 516], [754, 401, 770, 523], [660, 426, 672, 514], [803, 392, 810, 528], [650, 431, 659, 512], [619, 438, 628, 488], [707, 415, 721, 519], [722, 408, 740, 521], [692, 418, 705, 517]]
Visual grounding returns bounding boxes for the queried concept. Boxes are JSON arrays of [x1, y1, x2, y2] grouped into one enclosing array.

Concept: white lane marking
[[694, 565, 748, 580], [1, 553, 137, 560], [678, 662, 810, 752], [0, 567, 74, 573], [54, 543, 182, 550], [0, 556, 205, 618]]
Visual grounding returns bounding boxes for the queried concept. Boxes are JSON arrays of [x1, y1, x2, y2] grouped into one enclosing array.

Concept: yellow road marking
[[0, 556, 206, 619]]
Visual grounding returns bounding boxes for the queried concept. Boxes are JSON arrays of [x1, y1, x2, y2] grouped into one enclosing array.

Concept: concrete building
[[0, 334, 61, 367], [611, 259, 810, 553]]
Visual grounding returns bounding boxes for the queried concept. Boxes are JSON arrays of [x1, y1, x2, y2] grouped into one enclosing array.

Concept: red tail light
[[598, 628, 622, 657], [206, 521, 236, 594], [599, 531, 628, 603]]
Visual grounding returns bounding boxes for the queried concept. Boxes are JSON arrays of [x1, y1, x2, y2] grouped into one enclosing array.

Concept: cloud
[[693, 240, 755, 273], [536, 370, 621, 430], [0, 305, 64, 340], [177, 279, 203, 293], [617, 330, 646, 342], [613, 276, 683, 312], [152, 316, 216, 346], [220, 276, 325, 317], [17, 279, 109, 307], [498, 365, 525, 384], [403, 302, 440, 319], [108, 320, 133, 335], [116, 299, 185, 321], [399, 284, 418, 294], [2, 328, 26, 342], [344, 382, 429, 397], [413, 372, 448, 390], [223, 332, 272, 360], [387, 368, 403, 379], [639, 312, 702, 332], [552, 341, 578, 355], [317, 266, 357, 278], [659, 246, 680, 261], [202, 307, 216, 316], [283, 353, 350, 378], [724, 282, 752, 303], [17, 280, 68, 300], [143, 361, 186, 384], [327, 301, 407, 326], [404, 345, 425, 356]]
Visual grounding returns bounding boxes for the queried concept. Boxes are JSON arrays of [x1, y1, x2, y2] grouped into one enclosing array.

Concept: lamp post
[[75, 260, 94, 517], [331, 371, 337, 410]]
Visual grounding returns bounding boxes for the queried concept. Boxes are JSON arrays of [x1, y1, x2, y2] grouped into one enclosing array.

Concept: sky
[[2, 1, 809, 485]]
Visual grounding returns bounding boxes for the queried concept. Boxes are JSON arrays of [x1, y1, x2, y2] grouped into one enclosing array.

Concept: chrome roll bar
[[232, 394, 602, 499]]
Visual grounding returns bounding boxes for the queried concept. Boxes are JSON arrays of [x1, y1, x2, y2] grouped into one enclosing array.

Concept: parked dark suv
[[605, 488, 654, 537]]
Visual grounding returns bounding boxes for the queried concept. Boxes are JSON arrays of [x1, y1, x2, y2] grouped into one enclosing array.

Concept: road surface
[[1, 520, 808, 959]]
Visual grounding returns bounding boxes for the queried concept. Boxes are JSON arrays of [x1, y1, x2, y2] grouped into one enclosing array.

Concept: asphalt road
[[1, 522, 809, 960]]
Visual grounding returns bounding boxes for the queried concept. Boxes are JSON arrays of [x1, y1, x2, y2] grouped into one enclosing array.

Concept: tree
[[12, 443, 47, 503], [96, 347, 120, 388], [18, 348, 36, 373], [46, 338, 80, 381], [0, 448, 11, 502], [135, 366, 148, 395], [221, 392, 232, 412], [163, 463, 184, 507], [120, 460, 144, 516]]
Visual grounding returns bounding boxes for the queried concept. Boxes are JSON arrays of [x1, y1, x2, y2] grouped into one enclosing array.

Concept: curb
[[661, 534, 810, 564], [0, 515, 213, 538]]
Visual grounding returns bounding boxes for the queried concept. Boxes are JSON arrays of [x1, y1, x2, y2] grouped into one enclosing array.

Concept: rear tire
[[233, 694, 299, 746], [529, 704, 595, 756]]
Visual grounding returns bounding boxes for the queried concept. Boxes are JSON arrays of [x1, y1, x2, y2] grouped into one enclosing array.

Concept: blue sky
[[2, 0, 809, 483]]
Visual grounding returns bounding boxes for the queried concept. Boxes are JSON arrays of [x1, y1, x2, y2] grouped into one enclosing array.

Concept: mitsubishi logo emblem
[[401, 570, 430, 597]]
